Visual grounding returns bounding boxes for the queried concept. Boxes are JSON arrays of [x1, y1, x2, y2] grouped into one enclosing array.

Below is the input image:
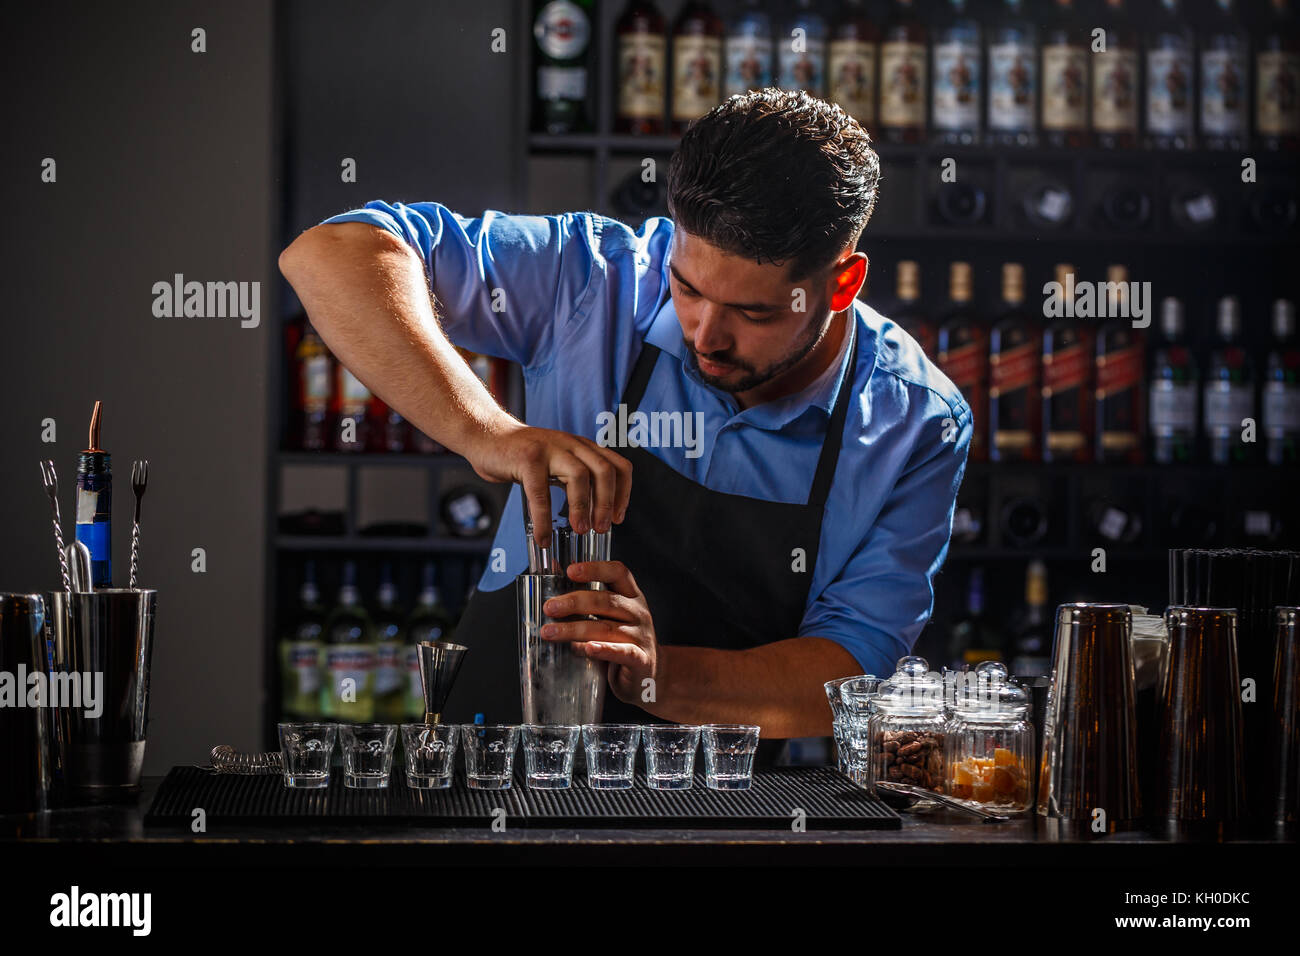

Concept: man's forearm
[[278, 222, 510, 457], [643, 638, 860, 738]]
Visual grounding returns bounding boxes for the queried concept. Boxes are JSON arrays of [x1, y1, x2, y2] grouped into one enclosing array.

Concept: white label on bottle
[[932, 40, 981, 130], [1042, 45, 1088, 130], [724, 33, 773, 97], [988, 40, 1036, 131], [1092, 48, 1138, 132], [534, 1, 590, 59], [304, 354, 330, 409], [1257, 51, 1300, 135], [341, 367, 369, 405], [1263, 382, 1300, 430], [880, 42, 926, 127], [620, 33, 666, 117], [1203, 381, 1254, 429], [287, 642, 321, 695], [1146, 47, 1194, 134], [1201, 49, 1247, 134], [538, 65, 587, 101], [374, 641, 403, 696], [777, 36, 826, 96], [672, 35, 722, 121], [324, 646, 374, 696], [828, 40, 875, 123], [1149, 381, 1197, 430]]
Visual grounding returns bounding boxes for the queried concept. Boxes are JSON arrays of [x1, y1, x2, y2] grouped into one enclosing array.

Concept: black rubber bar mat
[[145, 765, 899, 829]]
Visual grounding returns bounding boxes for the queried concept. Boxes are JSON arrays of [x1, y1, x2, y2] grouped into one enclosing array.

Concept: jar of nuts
[[944, 661, 1034, 814], [868, 656, 948, 809]]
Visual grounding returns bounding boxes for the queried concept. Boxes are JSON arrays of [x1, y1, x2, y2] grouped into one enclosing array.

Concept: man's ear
[[829, 253, 868, 313]]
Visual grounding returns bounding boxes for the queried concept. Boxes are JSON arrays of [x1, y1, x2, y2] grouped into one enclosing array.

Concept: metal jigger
[[416, 641, 468, 724]]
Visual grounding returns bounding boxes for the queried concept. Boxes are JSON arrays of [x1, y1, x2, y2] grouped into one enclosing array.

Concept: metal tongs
[[874, 780, 1014, 823]]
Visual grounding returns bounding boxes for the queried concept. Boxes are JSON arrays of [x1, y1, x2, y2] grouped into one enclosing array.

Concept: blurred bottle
[[1255, 0, 1300, 152], [879, 0, 927, 144], [931, 0, 982, 146], [989, 263, 1041, 462], [893, 260, 935, 356], [1204, 295, 1257, 464], [531, 0, 594, 134], [280, 561, 325, 720], [379, 401, 409, 453], [937, 262, 988, 462], [292, 320, 333, 451], [1042, 263, 1094, 463], [404, 561, 454, 719], [1263, 299, 1300, 464], [616, 0, 667, 135], [777, 0, 827, 97], [986, 0, 1037, 147], [828, 0, 878, 128], [1094, 265, 1145, 464], [1009, 559, 1051, 678], [723, 0, 773, 99], [1041, 0, 1091, 149], [671, 1, 724, 134], [949, 566, 999, 667], [333, 364, 372, 453], [1092, 0, 1138, 149], [1148, 297, 1200, 464], [321, 560, 376, 722], [1145, 0, 1195, 150], [1200, 0, 1249, 151], [372, 562, 406, 723]]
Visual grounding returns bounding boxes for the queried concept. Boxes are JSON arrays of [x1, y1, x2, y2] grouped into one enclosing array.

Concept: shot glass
[[521, 724, 581, 789], [701, 724, 761, 790], [338, 723, 398, 789], [582, 724, 642, 790], [460, 724, 520, 790], [401, 723, 459, 789], [643, 724, 701, 790], [277, 722, 337, 789]]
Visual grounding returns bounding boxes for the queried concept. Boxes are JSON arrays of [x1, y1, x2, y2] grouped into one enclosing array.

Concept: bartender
[[279, 89, 972, 748]]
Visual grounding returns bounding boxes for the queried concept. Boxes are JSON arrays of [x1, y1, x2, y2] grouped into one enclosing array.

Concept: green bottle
[[321, 560, 376, 722], [279, 560, 325, 719], [403, 561, 454, 719], [372, 562, 406, 723]]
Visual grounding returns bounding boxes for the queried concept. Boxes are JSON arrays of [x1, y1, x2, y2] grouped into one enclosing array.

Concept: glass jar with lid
[[944, 661, 1033, 814], [868, 656, 948, 807]]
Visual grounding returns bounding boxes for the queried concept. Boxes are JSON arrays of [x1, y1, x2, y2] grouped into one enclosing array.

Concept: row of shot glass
[[277, 722, 761, 791]]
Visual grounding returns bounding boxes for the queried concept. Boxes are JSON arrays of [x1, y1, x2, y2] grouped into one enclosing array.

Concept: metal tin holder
[[517, 573, 606, 726], [0, 593, 53, 814]]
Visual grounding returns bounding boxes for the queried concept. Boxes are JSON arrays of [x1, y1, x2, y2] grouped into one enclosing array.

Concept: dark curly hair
[[667, 88, 880, 281]]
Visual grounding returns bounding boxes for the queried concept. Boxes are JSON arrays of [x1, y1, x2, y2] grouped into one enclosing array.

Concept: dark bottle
[[1094, 265, 1145, 463], [894, 260, 935, 356], [723, 0, 773, 99], [1009, 559, 1050, 678], [778, 0, 828, 98], [1042, 263, 1095, 463], [1256, 0, 1300, 152], [931, 0, 982, 145], [1041, 0, 1091, 148], [948, 566, 999, 667], [828, 0, 878, 128], [321, 560, 377, 723], [879, 0, 927, 144], [1148, 297, 1200, 464], [1200, 0, 1249, 151], [404, 562, 455, 719], [1203, 296, 1257, 464], [372, 562, 406, 723], [75, 401, 112, 589], [333, 364, 373, 453], [1263, 299, 1300, 464], [1145, 0, 1196, 150], [671, 1, 724, 134], [279, 561, 325, 720], [936, 262, 988, 462], [379, 401, 409, 453], [1091, 0, 1139, 149], [532, 0, 594, 134], [616, 0, 667, 135], [989, 263, 1041, 462], [292, 321, 333, 451], [986, 0, 1038, 147]]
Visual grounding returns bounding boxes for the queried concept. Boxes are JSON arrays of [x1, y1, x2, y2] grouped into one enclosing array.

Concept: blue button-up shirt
[[320, 201, 973, 678]]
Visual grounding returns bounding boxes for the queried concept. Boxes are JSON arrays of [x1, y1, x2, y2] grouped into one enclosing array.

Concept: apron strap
[[620, 337, 662, 411], [807, 314, 858, 508]]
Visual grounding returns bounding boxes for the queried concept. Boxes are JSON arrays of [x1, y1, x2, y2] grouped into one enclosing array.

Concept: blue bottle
[[778, 0, 827, 97], [75, 401, 112, 589], [724, 0, 773, 99]]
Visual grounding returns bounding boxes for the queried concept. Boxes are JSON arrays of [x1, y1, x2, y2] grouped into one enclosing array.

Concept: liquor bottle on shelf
[[722, 0, 772, 100], [1145, 0, 1195, 150], [986, 0, 1037, 147], [878, 0, 927, 144], [320, 560, 377, 723], [936, 261, 988, 462], [931, 0, 982, 146], [1204, 295, 1257, 465], [1200, 0, 1249, 151], [670, 1, 724, 134], [531, 0, 594, 135], [333, 364, 373, 453], [1009, 559, 1050, 679], [616, 0, 667, 135], [777, 0, 827, 98], [291, 320, 333, 451], [404, 561, 455, 719], [1256, 0, 1300, 152], [378, 400, 409, 453], [948, 566, 999, 668], [1148, 297, 1199, 465], [1263, 299, 1300, 465], [279, 561, 325, 720], [893, 260, 935, 357], [1094, 265, 1145, 464], [1042, 263, 1094, 463], [989, 263, 1041, 462], [1091, 0, 1139, 149], [828, 0, 877, 129], [372, 562, 406, 723], [1041, 0, 1091, 149]]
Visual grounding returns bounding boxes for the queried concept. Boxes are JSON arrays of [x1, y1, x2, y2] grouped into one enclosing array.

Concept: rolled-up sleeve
[[798, 389, 973, 677], [320, 201, 599, 370]]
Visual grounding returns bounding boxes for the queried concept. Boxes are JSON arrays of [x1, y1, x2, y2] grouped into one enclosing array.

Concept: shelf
[[274, 535, 494, 553]]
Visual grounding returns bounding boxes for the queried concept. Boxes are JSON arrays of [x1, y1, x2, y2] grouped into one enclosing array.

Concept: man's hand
[[540, 560, 658, 705], [466, 419, 632, 543]]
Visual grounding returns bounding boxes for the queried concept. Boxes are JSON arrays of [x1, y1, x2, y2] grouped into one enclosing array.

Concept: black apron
[[448, 315, 858, 768]]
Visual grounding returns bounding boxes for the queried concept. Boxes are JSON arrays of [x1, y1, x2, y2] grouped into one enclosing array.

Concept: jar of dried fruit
[[868, 656, 948, 808], [945, 661, 1034, 814]]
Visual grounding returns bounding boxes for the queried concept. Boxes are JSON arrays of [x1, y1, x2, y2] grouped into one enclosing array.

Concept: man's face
[[667, 229, 833, 395]]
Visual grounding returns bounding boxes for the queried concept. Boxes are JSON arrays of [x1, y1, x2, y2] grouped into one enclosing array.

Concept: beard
[[685, 312, 832, 394]]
